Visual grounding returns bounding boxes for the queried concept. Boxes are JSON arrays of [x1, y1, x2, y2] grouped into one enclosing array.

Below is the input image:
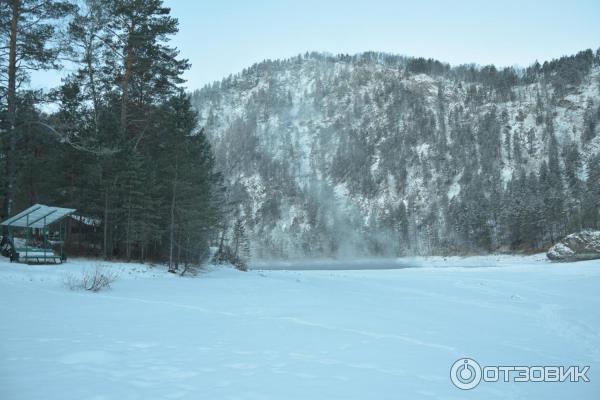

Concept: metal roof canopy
[[1, 204, 76, 229]]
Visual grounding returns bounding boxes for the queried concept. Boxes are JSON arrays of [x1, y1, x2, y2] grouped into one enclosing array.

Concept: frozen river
[[1, 254, 599, 399]]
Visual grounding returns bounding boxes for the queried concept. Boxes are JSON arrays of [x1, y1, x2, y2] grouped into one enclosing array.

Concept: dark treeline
[[0, 0, 224, 270], [192, 49, 600, 258]]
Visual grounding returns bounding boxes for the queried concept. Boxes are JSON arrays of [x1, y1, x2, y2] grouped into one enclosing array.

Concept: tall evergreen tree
[[0, 0, 76, 218], [105, 0, 189, 137]]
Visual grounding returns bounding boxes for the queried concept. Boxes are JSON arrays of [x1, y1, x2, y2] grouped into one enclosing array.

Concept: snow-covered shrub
[[64, 266, 118, 292]]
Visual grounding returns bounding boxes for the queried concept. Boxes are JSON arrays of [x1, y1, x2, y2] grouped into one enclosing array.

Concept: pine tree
[[64, 0, 111, 142], [106, 0, 190, 137], [0, 0, 76, 218], [232, 217, 250, 263], [119, 149, 146, 260], [49, 0, 223, 265]]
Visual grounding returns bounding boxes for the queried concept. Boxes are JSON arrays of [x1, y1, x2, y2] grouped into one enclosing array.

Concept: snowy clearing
[[1, 255, 599, 399]]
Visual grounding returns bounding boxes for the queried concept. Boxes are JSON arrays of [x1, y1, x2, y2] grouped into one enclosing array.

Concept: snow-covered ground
[[1, 255, 599, 399]]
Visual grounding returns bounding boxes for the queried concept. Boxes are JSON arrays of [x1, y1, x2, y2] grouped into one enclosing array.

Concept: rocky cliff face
[[191, 50, 600, 259], [547, 231, 600, 261]]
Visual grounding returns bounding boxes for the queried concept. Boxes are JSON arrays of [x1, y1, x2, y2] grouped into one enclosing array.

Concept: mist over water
[[248, 257, 507, 270]]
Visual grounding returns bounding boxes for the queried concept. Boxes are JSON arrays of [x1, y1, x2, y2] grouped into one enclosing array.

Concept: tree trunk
[[85, 37, 100, 135], [125, 194, 131, 261], [176, 232, 181, 270], [168, 161, 178, 272], [218, 229, 225, 252], [103, 187, 109, 259], [120, 19, 135, 136], [3, 0, 20, 220]]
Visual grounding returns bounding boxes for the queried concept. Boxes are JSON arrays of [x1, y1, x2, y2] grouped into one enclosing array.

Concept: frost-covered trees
[[192, 49, 600, 257], [583, 100, 599, 142], [582, 155, 600, 229]]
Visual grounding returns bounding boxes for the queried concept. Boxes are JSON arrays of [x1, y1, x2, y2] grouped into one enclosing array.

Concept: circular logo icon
[[450, 358, 482, 390]]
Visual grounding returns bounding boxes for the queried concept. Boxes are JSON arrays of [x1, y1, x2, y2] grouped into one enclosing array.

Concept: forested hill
[[191, 50, 600, 259]]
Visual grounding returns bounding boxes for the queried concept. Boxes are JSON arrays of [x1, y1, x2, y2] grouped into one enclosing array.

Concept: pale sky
[[33, 0, 600, 91]]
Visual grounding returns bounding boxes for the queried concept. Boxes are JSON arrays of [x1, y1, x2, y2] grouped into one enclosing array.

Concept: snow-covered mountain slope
[[1, 256, 599, 399], [191, 51, 600, 258]]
